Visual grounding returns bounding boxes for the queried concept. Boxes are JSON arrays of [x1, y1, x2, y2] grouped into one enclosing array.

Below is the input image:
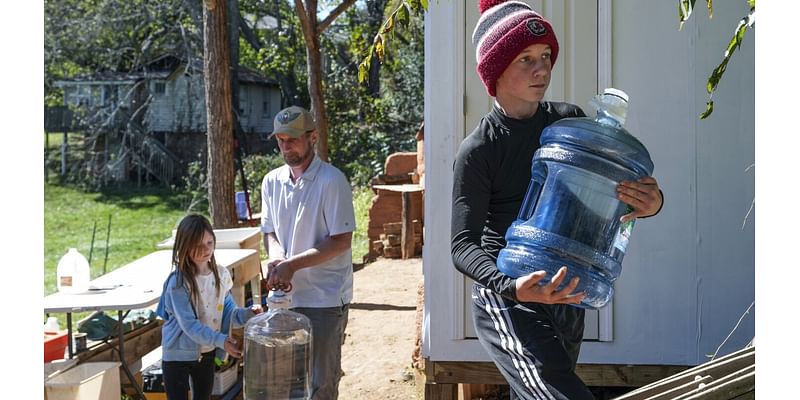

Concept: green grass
[[44, 183, 190, 296], [44, 131, 80, 150], [44, 182, 374, 296], [352, 186, 372, 264]]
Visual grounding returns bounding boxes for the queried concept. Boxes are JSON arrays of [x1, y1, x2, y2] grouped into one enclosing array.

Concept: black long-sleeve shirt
[[451, 101, 586, 300]]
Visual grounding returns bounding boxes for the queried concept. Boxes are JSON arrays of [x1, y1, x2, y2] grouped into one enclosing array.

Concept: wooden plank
[[383, 247, 401, 258], [425, 383, 459, 400], [383, 234, 401, 247], [430, 362, 505, 385], [75, 319, 162, 365], [428, 361, 690, 388], [228, 252, 261, 287], [641, 375, 713, 400], [384, 222, 402, 235], [576, 364, 690, 387], [675, 365, 755, 400], [460, 383, 505, 400], [402, 191, 415, 259], [373, 183, 424, 193], [615, 346, 754, 399]]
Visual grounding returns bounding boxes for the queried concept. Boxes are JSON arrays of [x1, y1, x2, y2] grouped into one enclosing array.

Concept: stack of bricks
[[373, 220, 423, 258], [366, 123, 426, 261], [367, 152, 424, 260]]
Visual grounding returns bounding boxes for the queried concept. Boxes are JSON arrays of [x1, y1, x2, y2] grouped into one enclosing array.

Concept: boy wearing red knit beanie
[[451, 1, 664, 398]]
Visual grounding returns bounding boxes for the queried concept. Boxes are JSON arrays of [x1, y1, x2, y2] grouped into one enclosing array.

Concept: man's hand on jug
[[266, 258, 296, 291], [514, 266, 585, 305], [617, 176, 663, 223]]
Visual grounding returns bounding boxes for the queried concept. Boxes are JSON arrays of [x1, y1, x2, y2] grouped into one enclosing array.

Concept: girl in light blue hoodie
[[156, 214, 261, 400]]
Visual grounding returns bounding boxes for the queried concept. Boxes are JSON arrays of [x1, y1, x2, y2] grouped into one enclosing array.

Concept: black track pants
[[471, 283, 594, 400]]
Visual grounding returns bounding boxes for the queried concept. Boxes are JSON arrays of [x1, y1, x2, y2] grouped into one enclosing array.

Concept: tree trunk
[[295, 0, 329, 161], [204, 0, 237, 228], [306, 37, 329, 161]]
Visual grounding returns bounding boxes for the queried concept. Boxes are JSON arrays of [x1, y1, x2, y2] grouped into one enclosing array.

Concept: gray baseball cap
[[271, 106, 316, 138]]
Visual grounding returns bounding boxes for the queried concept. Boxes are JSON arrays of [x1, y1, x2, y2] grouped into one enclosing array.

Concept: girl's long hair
[[172, 214, 221, 308]]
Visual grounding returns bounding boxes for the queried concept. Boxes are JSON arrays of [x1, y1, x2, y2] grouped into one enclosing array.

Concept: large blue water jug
[[496, 88, 654, 309]]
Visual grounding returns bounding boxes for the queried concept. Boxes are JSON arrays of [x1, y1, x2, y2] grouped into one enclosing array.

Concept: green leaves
[[357, 0, 427, 84], [678, 0, 754, 119], [699, 6, 754, 119], [678, 0, 697, 30], [678, 0, 714, 30], [700, 100, 714, 120], [358, 43, 373, 84]]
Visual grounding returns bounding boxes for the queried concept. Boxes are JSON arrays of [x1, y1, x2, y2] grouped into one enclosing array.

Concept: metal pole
[[88, 220, 97, 266], [103, 214, 112, 275]]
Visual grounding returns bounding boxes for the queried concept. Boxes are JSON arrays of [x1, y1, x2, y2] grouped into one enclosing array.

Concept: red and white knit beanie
[[472, 0, 559, 97]]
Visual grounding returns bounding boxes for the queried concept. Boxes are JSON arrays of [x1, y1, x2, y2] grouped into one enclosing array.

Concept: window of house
[[153, 82, 166, 94], [262, 101, 270, 119], [239, 89, 249, 116]]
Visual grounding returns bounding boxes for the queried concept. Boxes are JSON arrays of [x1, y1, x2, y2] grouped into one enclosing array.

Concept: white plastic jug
[[56, 248, 91, 294], [44, 316, 60, 333]]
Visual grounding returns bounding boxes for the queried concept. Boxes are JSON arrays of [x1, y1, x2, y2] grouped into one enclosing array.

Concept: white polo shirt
[[260, 155, 355, 308]]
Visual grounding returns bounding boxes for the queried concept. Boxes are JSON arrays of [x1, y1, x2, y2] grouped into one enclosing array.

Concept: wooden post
[[401, 191, 414, 259], [425, 383, 458, 400], [61, 130, 68, 176]]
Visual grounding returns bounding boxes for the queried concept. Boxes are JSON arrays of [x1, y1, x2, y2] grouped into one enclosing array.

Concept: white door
[[461, 0, 610, 341]]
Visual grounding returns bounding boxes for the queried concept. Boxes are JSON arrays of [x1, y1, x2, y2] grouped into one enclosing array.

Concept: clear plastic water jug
[[243, 290, 312, 400], [496, 88, 654, 309], [56, 248, 91, 294]]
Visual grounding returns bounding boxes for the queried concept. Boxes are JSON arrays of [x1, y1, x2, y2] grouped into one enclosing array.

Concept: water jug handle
[[518, 180, 543, 221]]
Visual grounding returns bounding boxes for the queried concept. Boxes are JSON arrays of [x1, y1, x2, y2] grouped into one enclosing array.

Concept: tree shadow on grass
[[92, 184, 187, 211]]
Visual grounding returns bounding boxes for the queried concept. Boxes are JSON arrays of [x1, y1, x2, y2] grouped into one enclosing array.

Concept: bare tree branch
[[318, 0, 358, 34], [239, 13, 263, 49]]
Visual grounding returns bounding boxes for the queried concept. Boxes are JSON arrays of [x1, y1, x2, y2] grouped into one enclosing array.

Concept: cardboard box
[[212, 365, 238, 396], [45, 362, 120, 400]]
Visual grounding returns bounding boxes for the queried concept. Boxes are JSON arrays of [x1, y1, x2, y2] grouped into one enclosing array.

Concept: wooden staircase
[[103, 113, 178, 185]]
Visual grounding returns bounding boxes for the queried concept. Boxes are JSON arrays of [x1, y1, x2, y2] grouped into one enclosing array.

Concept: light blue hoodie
[[156, 270, 254, 361]]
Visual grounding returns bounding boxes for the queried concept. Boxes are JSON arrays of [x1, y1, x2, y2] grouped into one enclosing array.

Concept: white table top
[[155, 227, 261, 250], [43, 249, 258, 313]]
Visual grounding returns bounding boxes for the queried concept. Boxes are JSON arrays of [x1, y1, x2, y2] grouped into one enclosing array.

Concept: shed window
[[262, 101, 270, 118]]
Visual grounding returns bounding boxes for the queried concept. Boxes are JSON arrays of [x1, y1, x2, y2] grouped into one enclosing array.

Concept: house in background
[[54, 56, 282, 184], [421, 0, 755, 397]]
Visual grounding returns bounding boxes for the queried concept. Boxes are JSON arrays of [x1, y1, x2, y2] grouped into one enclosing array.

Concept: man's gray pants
[[294, 304, 350, 400]]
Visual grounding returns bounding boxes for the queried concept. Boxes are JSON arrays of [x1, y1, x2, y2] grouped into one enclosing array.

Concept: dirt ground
[[338, 257, 423, 400]]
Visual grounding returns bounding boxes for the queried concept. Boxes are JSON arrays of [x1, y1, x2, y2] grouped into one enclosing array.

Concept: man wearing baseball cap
[[450, 1, 664, 398], [260, 105, 356, 399]]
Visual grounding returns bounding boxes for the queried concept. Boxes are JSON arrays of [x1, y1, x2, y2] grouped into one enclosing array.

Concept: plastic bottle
[[56, 248, 91, 294], [496, 88, 654, 309], [44, 316, 60, 334], [235, 191, 249, 220], [243, 290, 312, 400]]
